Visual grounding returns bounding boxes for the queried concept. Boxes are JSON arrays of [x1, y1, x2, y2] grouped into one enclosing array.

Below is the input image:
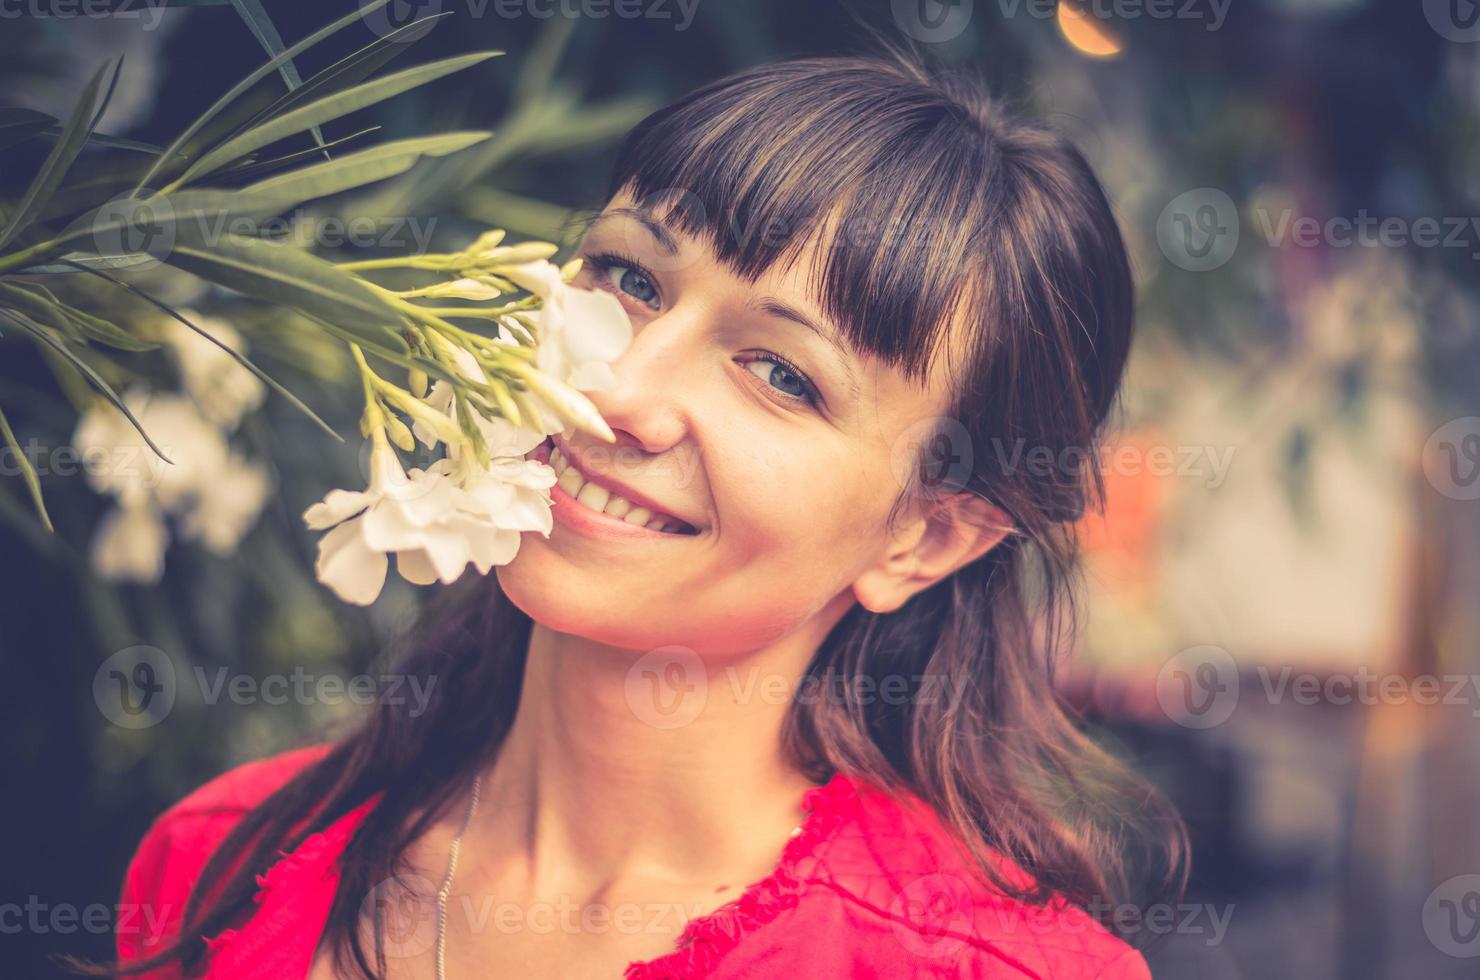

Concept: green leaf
[[0, 282, 85, 342], [1, 281, 157, 351], [0, 401, 52, 533], [161, 230, 405, 348], [226, 0, 327, 156], [59, 258, 344, 443], [235, 13, 448, 138], [3, 309, 173, 464], [133, 0, 396, 194], [176, 51, 502, 186], [14, 252, 161, 275], [0, 60, 113, 251], [57, 187, 300, 248], [218, 126, 380, 183], [243, 131, 490, 202], [0, 107, 57, 152]]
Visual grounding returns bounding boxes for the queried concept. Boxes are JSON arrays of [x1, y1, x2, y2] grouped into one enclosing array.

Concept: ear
[[851, 493, 1014, 614]]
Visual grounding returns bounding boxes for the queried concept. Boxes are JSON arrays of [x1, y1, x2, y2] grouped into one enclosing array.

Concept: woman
[[107, 49, 1187, 979]]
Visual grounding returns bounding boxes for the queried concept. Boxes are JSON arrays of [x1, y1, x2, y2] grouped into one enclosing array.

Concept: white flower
[[179, 451, 273, 554], [90, 499, 168, 583], [503, 259, 632, 395], [157, 311, 266, 430], [72, 388, 271, 579], [303, 431, 555, 605]]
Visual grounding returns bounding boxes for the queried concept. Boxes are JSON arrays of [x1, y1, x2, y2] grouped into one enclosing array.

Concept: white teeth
[[546, 445, 689, 533], [575, 482, 610, 512]]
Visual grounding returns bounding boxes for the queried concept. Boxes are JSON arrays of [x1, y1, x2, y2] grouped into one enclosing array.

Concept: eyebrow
[[588, 207, 680, 255], [752, 297, 861, 403]]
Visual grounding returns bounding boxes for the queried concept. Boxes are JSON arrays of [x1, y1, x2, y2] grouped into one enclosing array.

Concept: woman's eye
[[602, 263, 660, 310], [742, 356, 816, 405]]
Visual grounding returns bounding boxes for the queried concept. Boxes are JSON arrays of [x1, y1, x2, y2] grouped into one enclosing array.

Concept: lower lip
[[529, 440, 699, 543]]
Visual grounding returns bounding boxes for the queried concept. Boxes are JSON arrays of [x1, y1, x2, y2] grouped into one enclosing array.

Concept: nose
[[582, 306, 699, 456]]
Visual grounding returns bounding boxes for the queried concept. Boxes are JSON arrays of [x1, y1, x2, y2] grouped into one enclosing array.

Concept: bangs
[[602, 58, 996, 391]]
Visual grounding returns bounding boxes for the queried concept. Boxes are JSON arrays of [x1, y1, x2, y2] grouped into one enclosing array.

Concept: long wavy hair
[[94, 47, 1188, 979]]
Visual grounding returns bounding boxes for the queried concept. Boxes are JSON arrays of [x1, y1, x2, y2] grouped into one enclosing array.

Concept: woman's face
[[498, 189, 984, 658]]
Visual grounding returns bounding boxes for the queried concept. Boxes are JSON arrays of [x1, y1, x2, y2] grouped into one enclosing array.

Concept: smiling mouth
[[532, 438, 701, 536]]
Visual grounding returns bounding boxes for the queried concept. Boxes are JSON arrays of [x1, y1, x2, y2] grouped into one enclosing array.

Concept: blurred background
[[1, 0, 1477, 977]]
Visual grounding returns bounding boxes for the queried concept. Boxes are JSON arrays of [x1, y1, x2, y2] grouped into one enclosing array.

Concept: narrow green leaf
[[87, 55, 125, 134], [133, 0, 395, 193], [57, 187, 299, 251], [162, 231, 405, 348], [0, 282, 85, 342], [243, 132, 489, 202], [177, 51, 501, 185], [235, 14, 448, 138], [226, 0, 327, 155], [0, 60, 113, 251], [0, 401, 52, 533], [15, 252, 160, 275], [3, 310, 174, 464], [0, 108, 56, 152], [1, 282, 157, 351], [219, 126, 379, 182], [58, 258, 344, 443]]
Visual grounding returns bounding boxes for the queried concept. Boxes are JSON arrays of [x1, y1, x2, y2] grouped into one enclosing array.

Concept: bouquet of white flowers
[[0, 1, 632, 606]]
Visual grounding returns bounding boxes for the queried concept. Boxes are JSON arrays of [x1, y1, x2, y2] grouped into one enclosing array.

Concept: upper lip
[[549, 435, 706, 531]]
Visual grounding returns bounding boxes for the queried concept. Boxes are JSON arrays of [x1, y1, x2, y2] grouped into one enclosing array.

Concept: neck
[[476, 614, 842, 896]]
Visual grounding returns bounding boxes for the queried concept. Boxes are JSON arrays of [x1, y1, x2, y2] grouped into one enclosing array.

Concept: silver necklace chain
[[434, 770, 483, 980], [428, 771, 807, 979]]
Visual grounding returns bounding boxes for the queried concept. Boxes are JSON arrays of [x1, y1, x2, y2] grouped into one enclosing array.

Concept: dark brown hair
[[93, 48, 1187, 979]]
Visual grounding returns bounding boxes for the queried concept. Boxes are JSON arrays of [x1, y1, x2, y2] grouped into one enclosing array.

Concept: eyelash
[[581, 249, 823, 409]]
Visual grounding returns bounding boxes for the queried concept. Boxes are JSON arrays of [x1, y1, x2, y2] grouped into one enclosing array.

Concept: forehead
[[583, 189, 962, 420]]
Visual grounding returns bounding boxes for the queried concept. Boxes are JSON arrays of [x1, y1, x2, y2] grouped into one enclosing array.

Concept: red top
[[117, 743, 1150, 979]]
